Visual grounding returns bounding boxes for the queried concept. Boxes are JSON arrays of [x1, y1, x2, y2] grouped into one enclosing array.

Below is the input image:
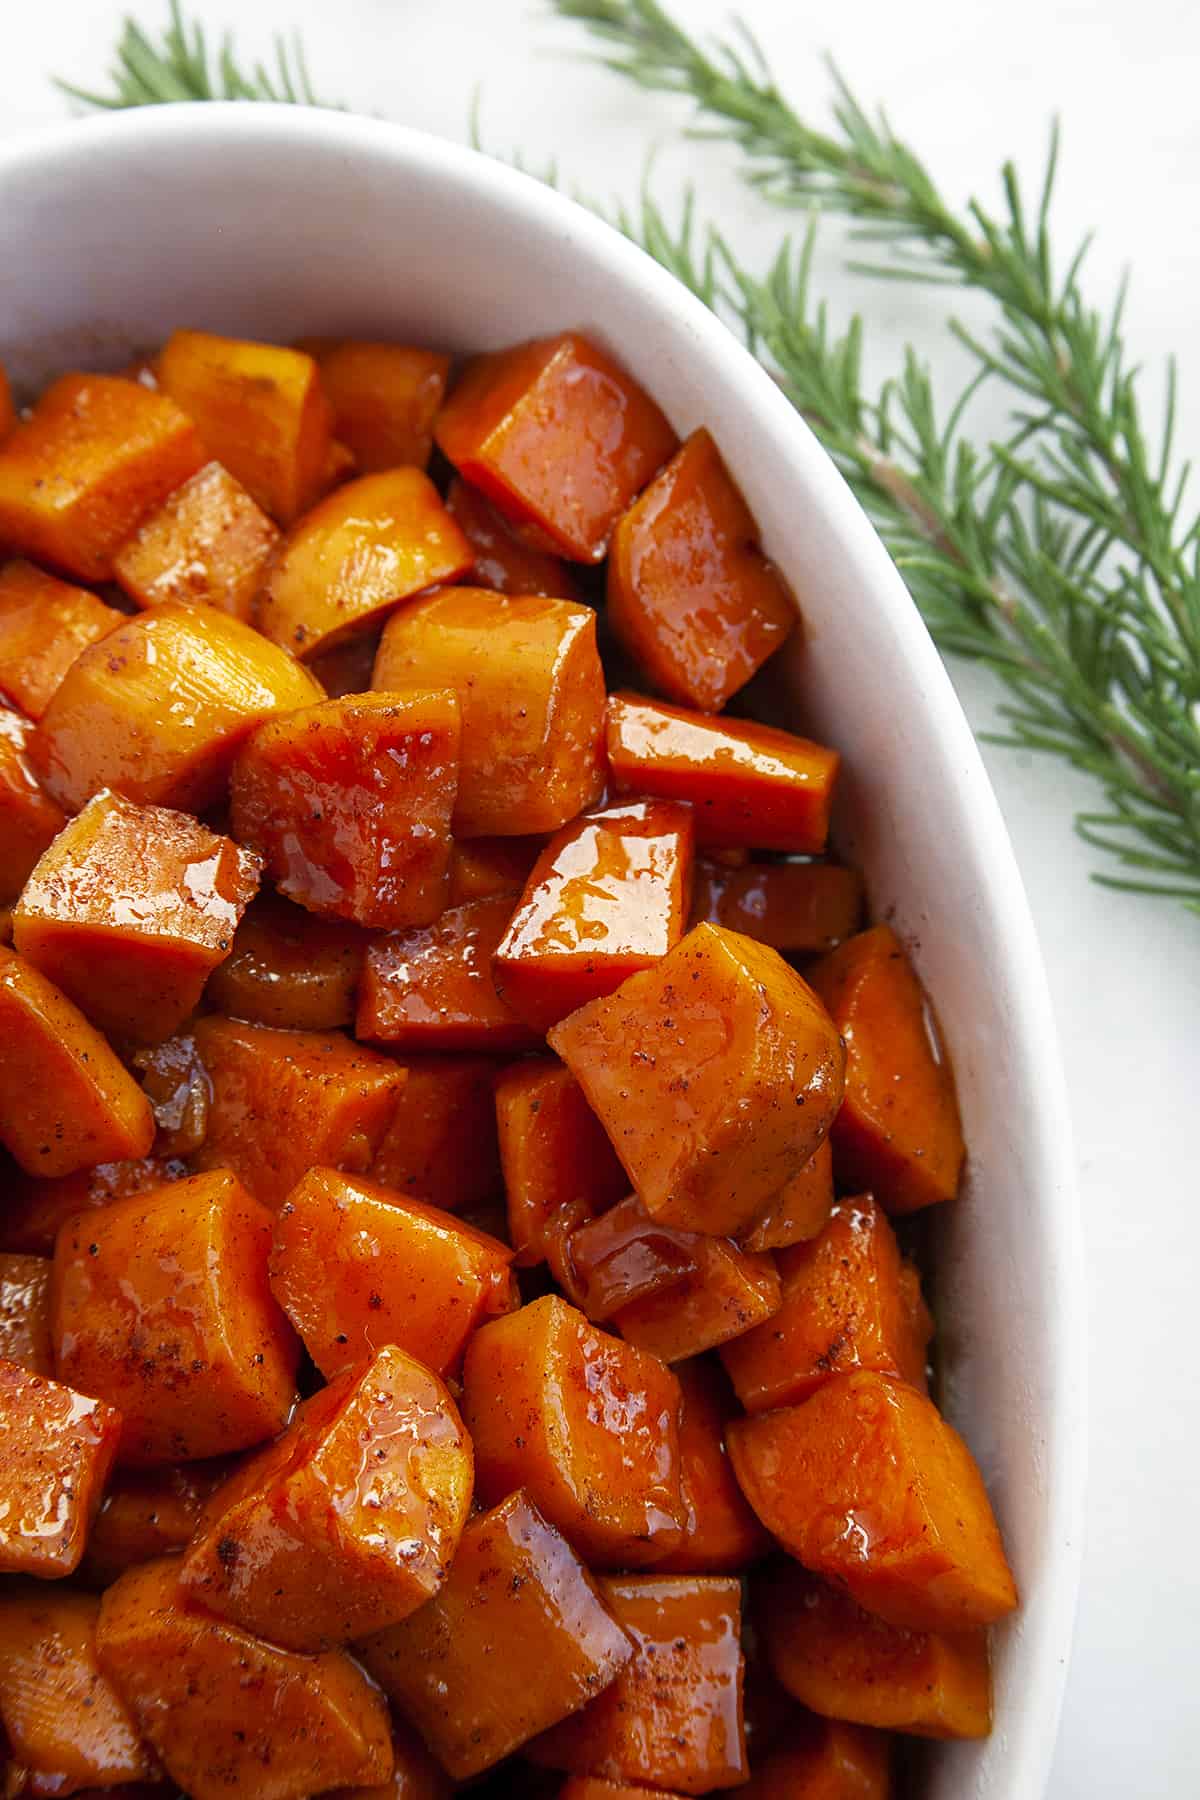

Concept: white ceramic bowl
[[0, 104, 1085, 1797]]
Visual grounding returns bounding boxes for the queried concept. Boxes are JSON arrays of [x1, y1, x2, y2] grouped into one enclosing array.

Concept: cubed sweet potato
[[493, 800, 695, 1031], [230, 690, 460, 928], [726, 1372, 1018, 1631], [51, 1168, 298, 1464], [462, 1294, 685, 1566], [204, 892, 366, 1031], [611, 1225, 781, 1365], [14, 789, 261, 1044], [370, 1053, 502, 1212], [356, 894, 539, 1052], [83, 1461, 225, 1585], [529, 1574, 746, 1793], [606, 693, 839, 853], [0, 1155, 186, 1256], [373, 587, 607, 836], [325, 1718, 452, 1800], [649, 1359, 770, 1574], [0, 1253, 52, 1374], [495, 1059, 627, 1265], [31, 602, 324, 815], [112, 460, 280, 619], [97, 1556, 393, 1800], [446, 474, 581, 598], [190, 1017, 404, 1208], [808, 925, 965, 1213], [299, 339, 450, 472], [358, 1490, 633, 1779], [270, 1166, 515, 1377], [0, 1361, 121, 1574], [0, 374, 205, 581], [0, 948, 155, 1175], [740, 1716, 893, 1799], [0, 709, 65, 902], [561, 1192, 704, 1321], [691, 858, 864, 954], [548, 922, 844, 1237], [0, 560, 123, 719], [738, 1138, 834, 1254], [448, 833, 543, 904]]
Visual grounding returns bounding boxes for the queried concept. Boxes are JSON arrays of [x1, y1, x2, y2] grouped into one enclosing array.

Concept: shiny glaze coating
[[739, 1716, 892, 1799], [0, 708, 66, 904], [298, 338, 450, 472], [738, 1137, 835, 1254], [112, 459, 280, 619], [562, 1192, 706, 1321], [370, 1052, 503, 1212], [357, 893, 540, 1053], [495, 1058, 627, 1266], [0, 560, 123, 720], [610, 1226, 781, 1366], [649, 1358, 772, 1575], [130, 1033, 208, 1159], [691, 857, 864, 955], [0, 1361, 121, 1576], [205, 891, 367, 1031], [446, 474, 582, 599], [0, 1252, 53, 1375], [0, 1156, 187, 1257]]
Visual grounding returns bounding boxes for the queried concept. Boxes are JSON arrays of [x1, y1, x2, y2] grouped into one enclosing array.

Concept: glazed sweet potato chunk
[[83, 1461, 224, 1584], [14, 789, 260, 1044], [607, 693, 839, 853], [740, 1716, 892, 1799], [373, 587, 607, 836], [157, 330, 334, 524], [0, 1253, 53, 1374], [447, 833, 543, 904], [0, 949, 155, 1176], [97, 1557, 393, 1800], [721, 1197, 931, 1414], [0, 1155, 186, 1256], [181, 1344, 473, 1648], [205, 892, 366, 1030], [257, 469, 472, 656], [529, 1575, 747, 1793], [494, 800, 695, 1031], [495, 1059, 626, 1265], [0, 374, 205, 581], [608, 429, 795, 712], [370, 1053, 502, 1211], [738, 1138, 835, 1254], [692, 858, 864, 954], [190, 1017, 404, 1208], [31, 603, 323, 815], [300, 339, 450, 471], [548, 923, 844, 1238], [134, 1033, 210, 1155], [0, 709, 66, 902], [726, 1372, 1018, 1631], [0, 1361, 121, 1574], [808, 925, 965, 1213], [270, 1167, 515, 1377], [357, 894, 539, 1053], [649, 1359, 770, 1574], [51, 1168, 298, 1464], [609, 1222, 781, 1364], [231, 690, 460, 928], [0, 560, 123, 720], [358, 1490, 633, 1779], [112, 460, 280, 619], [759, 1561, 991, 1738], [446, 474, 582, 598]]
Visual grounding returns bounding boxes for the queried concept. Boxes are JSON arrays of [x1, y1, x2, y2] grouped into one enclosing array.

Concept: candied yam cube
[[0, 374, 205, 582], [562, 1193, 705, 1322], [231, 690, 460, 929], [692, 858, 864, 954], [83, 1462, 225, 1585], [0, 1253, 53, 1374], [182, 1344, 472, 1649], [205, 891, 367, 1031], [371, 1052, 502, 1212], [373, 587, 606, 837], [548, 922, 844, 1238], [112, 460, 280, 620], [758, 1561, 991, 1738], [650, 1359, 770, 1574], [740, 1715, 892, 1799], [495, 1058, 626, 1266], [808, 925, 965, 1213], [257, 469, 473, 657], [357, 894, 539, 1053], [190, 1017, 404, 1208], [435, 332, 677, 562], [300, 339, 450, 472], [446, 474, 581, 598], [50, 1168, 299, 1464], [606, 692, 839, 853], [726, 1372, 1018, 1631], [529, 1574, 746, 1793], [0, 949, 155, 1176], [30, 603, 324, 815], [722, 1197, 930, 1413], [0, 709, 66, 902], [612, 1228, 781, 1364], [494, 800, 695, 1031], [14, 789, 261, 1045], [739, 1138, 834, 1254], [448, 833, 543, 904], [0, 1156, 186, 1256], [157, 330, 334, 524], [97, 1557, 393, 1800], [462, 1294, 685, 1567], [358, 1490, 633, 1779], [0, 1362, 120, 1575], [0, 560, 123, 720]]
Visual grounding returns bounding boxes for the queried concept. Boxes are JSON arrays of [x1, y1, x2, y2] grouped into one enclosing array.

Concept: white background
[[4, 3, 1199, 1794]]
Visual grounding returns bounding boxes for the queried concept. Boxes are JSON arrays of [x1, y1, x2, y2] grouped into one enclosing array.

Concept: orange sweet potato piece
[[0, 1362, 120, 1575], [205, 891, 366, 1030], [112, 460, 280, 619], [370, 1052, 502, 1211], [493, 800, 695, 1031], [133, 1032, 213, 1158], [691, 858, 864, 954], [495, 1059, 626, 1265], [606, 692, 839, 853], [649, 1359, 770, 1574], [0, 364, 13, 442], [0, 1586, 156, 1795], [0, 949, 155, 1175], [51, 1168, 298, 1464], [182, 1344, 472, 1648], [447, 833, 543, 903], [462, 1294, 685, 1567], [97, 1556, 392, 1800], [157, 330, 334, 524], [608, 429, 795, 712], [0, 1253, 52, 1374], [230, 690, 460, 928], [270, 1166, 514, 1377], [758, 1561, 991, 1738], [0, 1156, 187, 1256], [727, 1372, 1018, 1631], [808, 925, 965, 1214], [0, 710, 66, 902], [738, 1143, 833, 1257], [435, 332, 677, 562], [0, 374, 205, 582], [548, 923, 844, 1237], [561, 1193, 704, 1321], [529, 1574, 746, 1793], [722, 1198, 931, 1414], [257, 469, 473, 656], [0, 560, 123, 720], [356, 894, 539, 1052], [610, 1225, 781, 1365], [190, 1016, 404, 1208], [83, 1461, 224, 1585], [373, 587, 607, 836], [740, 1715, 892, 1799], [31, 602, 324, 815], [14, 789, 260, 1044], [358, 1490, 633, 1779], [446, 474, 582, 598], [325, 1718, 452, 1800], [299, 340, 451, 472]]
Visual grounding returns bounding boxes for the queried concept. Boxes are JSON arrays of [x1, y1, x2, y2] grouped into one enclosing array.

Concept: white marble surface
[[4, 3, 1199, 1793]]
